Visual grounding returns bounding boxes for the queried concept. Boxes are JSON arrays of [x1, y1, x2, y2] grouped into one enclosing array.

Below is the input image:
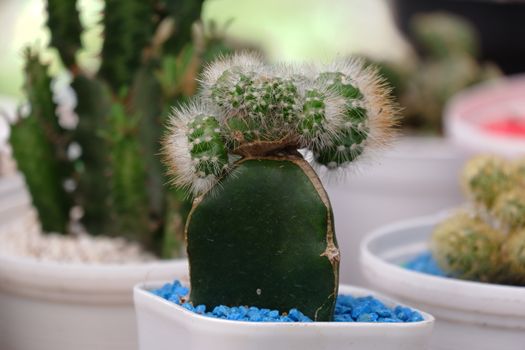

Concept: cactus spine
[[162, 54, 397, 320], [10, 0, 228, 256], [432, 156, 525, 285]]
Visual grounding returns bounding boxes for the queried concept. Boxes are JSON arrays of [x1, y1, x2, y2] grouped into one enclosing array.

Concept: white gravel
[[0, 209, 155, 264]]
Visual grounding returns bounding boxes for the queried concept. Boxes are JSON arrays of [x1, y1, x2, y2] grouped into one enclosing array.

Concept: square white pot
[[134, 281, 434, 350]]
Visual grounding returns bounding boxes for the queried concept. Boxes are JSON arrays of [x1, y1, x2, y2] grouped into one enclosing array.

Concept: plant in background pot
[[0, 1, 233, 349], [430, 155, 525, 285], [361, 155, 525, 350], [134, 53, 435, 350]]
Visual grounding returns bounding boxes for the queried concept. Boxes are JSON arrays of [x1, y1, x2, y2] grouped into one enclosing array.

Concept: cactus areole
[[162, 53, 397, 321]]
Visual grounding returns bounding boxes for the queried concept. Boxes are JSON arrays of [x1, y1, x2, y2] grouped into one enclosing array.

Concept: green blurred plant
[[432, 156, 525, 286], [9, 0, 232, 257], [366, 12, 501, 133]]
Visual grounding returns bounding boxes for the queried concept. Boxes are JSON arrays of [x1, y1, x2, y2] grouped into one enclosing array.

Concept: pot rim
[[360, 210, 525, 316], [444, 74, 525, 156], [134, 281, 435, 328], [0, 251, 188, 303]]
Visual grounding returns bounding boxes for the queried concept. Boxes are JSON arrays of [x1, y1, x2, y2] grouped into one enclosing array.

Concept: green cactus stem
[[71, 75, 113, 235], [156, 0, 205, 55], [431, 210, 504, 283], [103, 102, 150, 245], [9, 48, 70, 233], [99, 0, 155, 90], [46, 0, 82, 68], [10, 114, 69, 233], [186, 156, 339, 321]]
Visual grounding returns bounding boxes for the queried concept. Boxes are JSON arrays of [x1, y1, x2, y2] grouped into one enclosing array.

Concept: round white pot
[[134, 281, 434, 350], [324, 136, 468, 286], [0, 253, 188, 350], [360, 212, 525, 350], [445, 75, 525, 157]]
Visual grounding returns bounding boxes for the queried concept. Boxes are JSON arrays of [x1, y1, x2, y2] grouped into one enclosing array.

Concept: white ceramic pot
[[134, 280, 434, 350], [324, 136, 468, 286], [360, 212, 525, 350], [0, 254, 188, 350], [445, 75, 525, 157]]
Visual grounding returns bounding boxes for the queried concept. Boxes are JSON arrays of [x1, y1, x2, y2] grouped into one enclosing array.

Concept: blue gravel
[[152, 280, 424, 323], [404, 252, 446, 277]]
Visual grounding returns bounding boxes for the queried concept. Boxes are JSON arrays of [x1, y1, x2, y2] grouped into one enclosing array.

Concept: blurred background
[[0, 0, 524, 276], [0, 0, 408, 98]]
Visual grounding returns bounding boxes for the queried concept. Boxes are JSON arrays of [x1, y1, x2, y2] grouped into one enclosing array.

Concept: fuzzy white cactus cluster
[[162, 53, 398, 196]]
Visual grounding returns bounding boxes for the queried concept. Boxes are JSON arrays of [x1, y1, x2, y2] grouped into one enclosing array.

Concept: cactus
[[162, 54, 397, 320], [46, 0, 82, 69], [9, 0, 231, 256], [431, 156, 525, 285], [431, 210, 504, 282], [411, 13, 479, 59], [9, 48, 71, 233]]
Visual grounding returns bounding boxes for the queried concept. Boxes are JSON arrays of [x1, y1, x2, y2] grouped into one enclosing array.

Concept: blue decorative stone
[[151, 280, 424, 323], [405, 252, 447, 277]]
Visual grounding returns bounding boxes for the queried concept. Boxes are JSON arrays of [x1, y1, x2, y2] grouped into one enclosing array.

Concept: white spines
[[163, 54, 398, 196], [162, 102, 229, 197]]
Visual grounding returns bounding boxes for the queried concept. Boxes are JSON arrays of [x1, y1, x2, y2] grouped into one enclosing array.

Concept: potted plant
[[445, 74, 525, 158], [325, 12, 502, 286], [134, 53, 435, 350], [361, 155, 525, 349], [0, 1, 232, 349]]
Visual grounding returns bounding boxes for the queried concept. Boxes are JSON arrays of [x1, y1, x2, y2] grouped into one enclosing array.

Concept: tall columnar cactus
[[432, 156, 525, 286], [162, 53, 398, 320], [9, 48, 71, 233], [9, 0, 230, 256]]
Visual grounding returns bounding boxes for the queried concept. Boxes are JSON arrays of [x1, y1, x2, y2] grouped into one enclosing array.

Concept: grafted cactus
[[162, 53, 397, 320], [9, 0, 231, 256], [432, 155, 525, 285]]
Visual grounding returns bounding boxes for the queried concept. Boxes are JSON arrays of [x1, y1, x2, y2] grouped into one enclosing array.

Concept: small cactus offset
[[162, 53, 397, 320], [431, 155, 525, 286], [10, 0, 231, 256]]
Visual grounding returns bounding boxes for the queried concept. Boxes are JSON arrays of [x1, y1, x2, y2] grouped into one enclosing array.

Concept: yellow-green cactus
[[512, 158, 525, 187], [461, 155, 513, 209], [431, 210, 504, 282], [492, 189, 525, 232], [501, 230, 525, 285], [432, 155, 525, 286]]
